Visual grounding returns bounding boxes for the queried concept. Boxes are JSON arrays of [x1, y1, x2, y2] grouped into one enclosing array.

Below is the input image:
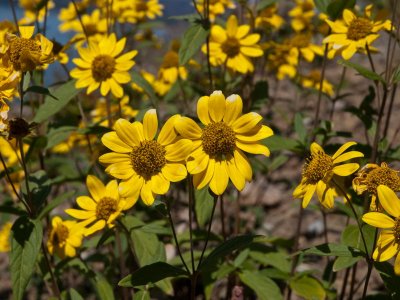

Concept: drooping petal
[[162, 163, 187, 182], [234, 149, 252, 181], [333, 151, 364, 164], [193, 159, 215, 189], [332, 141, 357, 159], [141, 181, 155, 206], [151, 173, 170, 194], [118, 174, 143, 198], [302, 184, 316, 208], [227, 156, 246, 191]]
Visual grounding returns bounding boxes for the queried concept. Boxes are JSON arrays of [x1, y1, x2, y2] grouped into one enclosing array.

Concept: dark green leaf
[[45, 126, 76, 150], [21, 170, 52, 211], [33, 80, 80, 123], [294, 113, 307, 143], [239, 270, 283, 300], [25, 86, 58, 100], [314, 0, 330, 13], [61, 288, 84, 300], [263, 135, 301, 152], [301, 243, 364, 257], [338, 60, 385, 83], [327, 0, 356, 20], [341, 224, 376, 254], [289, 276, 326, 300], [250, 251, 291, 273], [118, 262, 188, 287], [10, 217, 43, 300], [131, 229, 166, 266], [133, 290, 150, 300], [93, 273, 115, 300], [250, 81, 269, 110], [374, 261, 400, 298], [256, 0, 278, 11], [200, 235, 260, 270], [195, 187, 215, 227], [179, 22, 209, 65], [333, 256, 362, 272]]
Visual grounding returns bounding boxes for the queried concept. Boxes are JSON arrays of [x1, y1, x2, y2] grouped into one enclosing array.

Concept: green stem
[[41, 242, 61, 299]]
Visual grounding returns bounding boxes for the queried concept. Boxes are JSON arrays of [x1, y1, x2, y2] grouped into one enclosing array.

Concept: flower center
[[91, 54, 116, 82], [130, 140, 167, 180], [96, 197, 118, 220], [347, 18, 373, 41], [201, 122, 236, 158], [161, 51, 179, 69], [55, 224, 69, 244], [9, 38, 41, 72], [366, 163, 400, 194], [303, 153, 333, 185], [221, 37, 241, 58], [135, 1, 148, 12]]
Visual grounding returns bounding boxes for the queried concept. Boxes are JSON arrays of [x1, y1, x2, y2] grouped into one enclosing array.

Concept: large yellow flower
[[353, 163, 400, 211], [0, 222, 12, 252], [47, 216, 85, 259], [66, 175, 128, 235], [99, 109, 193, 206], [362, 185, 400, 275], [0, 26, 54, 72], [203, 15, 263, 74], [175, 91, 273, 195], [323, 5, 392, 60], [70, 33, 137, 98], [293, 142, 363, 208]]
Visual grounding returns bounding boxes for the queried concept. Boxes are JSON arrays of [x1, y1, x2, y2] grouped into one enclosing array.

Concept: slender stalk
[[188, 176, 196, 274], [371, 88, 388, 163], [165, 199, 191, 274], [41, 242, 61, 299], [349, 264, 357, 300], [339, 267, 351, 300], [321, 210, 328, 244], [18, 139, 35, 214], [220, 194, 227, 240], [19, 73, 25, 117], [71, 0, 89, 42], [361, 228, 379, 300], [205, 0, 213, 92], [191, 0, 203, 19], [115, 230, 129, 300], [196, 194, 218, 269], [8, 0, 20, 35], [383, 84, 397, 138]]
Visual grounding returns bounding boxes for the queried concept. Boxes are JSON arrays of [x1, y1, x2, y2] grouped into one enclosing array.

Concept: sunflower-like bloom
[[47, 216, 85, 259], [323, 5, 392, 60], [195, 0, 235, 22], [99, 109, 193, 206], [353, 163, 400, 211], [289, 0, 315, 32], [255, 4, 284, 30], [362, 185, 400, 275], [293, 142, 363, 208], [70, 33, 137, 98], [203, 15, 263, 74], [66, 175, 129, 235], [0, 26, 54, 73], [300, 69, 334, 96], [0, 222, 12, 252], [175, 91, 273, 195]]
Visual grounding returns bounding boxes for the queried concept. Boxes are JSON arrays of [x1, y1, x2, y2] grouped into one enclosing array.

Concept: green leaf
[[194, 187, 215, 227], [256, 0, 277, 11], [10, 217, 43, 300], [179, 21, 209, 65], [61, 288, 84, 300], [200, 235, 260, 270], [341, 224, 376, 254], [38, 191, 75, 220], [93, 273, 115, 300], [289, 276, 326, 300], [45, 126, 76, 150], [33, 80, 80, 123], [133, 290, 150, 300], [314, 0, 330, 13], [239, 270, 283, 300], [333, 256, 362, 272], [301, 243, 364, 258], [131, 229, 166, 266], [374, 261, 400, 298], [327, 0, 356, 20], [263, 135, 301, 152], [131, 70, 157, 105], [25, 86, 58, 100], [21, 170, 52, 212], [338, 60, 385, 83], [250, 251, 291, 273], [118, 262, 188, 287], [294, 113, 307, 143]]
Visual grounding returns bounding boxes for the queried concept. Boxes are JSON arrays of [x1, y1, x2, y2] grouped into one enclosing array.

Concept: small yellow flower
[[158, 50, 187, 83], [70, 33, 137, 98], [362, 185, 400, 275], [195, 0, 235, 22], [0, 26, 54, 72], [99, 109, 193, 206], [175, 91, 273, 195], [203, 15, 263, 74], [289, 0, 315, 32], [0, 222, 12, 252], [18, 0, 55, 25], [66, 175, 128, 235], [293, 142, 363, 208], [285, 33, 323, 64], [353, 163, 400, 211], [47, 216, 84, 259], [255, 4, 284, 30], [323, 5, 392, 60], [265, 42, 297, 80], [300, 70, 334, 96], [118, 0, 164, 23]]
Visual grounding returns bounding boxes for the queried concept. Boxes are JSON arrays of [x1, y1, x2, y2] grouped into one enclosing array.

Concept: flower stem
[[220, 194, 227, 240], [188, 176, 196, 274], [41, 242, 61, 299]]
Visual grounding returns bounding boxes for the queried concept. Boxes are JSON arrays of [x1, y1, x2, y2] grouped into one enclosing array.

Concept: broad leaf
[[239, 270, 282, 300], [289, 276, 326, 300], [194, 187, 215, 227], [131, 229, 166, 266], [179, 21, 209, 65], [374, 261, 400, 298], [25, 86, 58, 100], [38, 191, 75, 220], [327, 0, 356, 20], [118, 262, 188, 287], [301, 243, 364, 258], [339, 60, 385, 83], [10, 217, 43, 300]]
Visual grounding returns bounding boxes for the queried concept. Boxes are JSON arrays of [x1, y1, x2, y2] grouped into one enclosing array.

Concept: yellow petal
[[106, 180, 119, 199], [226, 15, 238, 37], [209, 160, 229, 195], [208, 91, 226, 122], [165, 139, 193, 162], [143, 109, 158, 140], [65, 209, 96, 220], [234, 149, 252, 181], [105, 162, 135, 180], [317, 180, 334, 208], [343, 9, 356, 26], [197, 96, 210, 125], [87, 175, 106, 202], [20, 26, 35, 38], [118, 174, 143, 198], [332, 141, 357, 159], [151, 173, 170, 194], [236, 125, 273, 142], [99, 152, 130, 165], [342, 43, 357, 60], [141, 181, 155, 206], [332, 163, 359, 176], [302, 184, 316, 208], [174, 116, 202, 139], [373, 242, 397, 262], [236, 141, 270, 156], [187, 150, 209, 174], [310, 142, 325, 155], [223, 94, 243, 125], [362, 212, 395, 229], [232, 112, 262, 134], [395, 253, 400, 275], [333, 151, 364, 164], [85, 220, 106, 236], [162, 163, 187, 182], [193, 159, 215, 189], [377, 185, 400, 218], [158, 114, 180, 146], [114, 119, 143, 147], [76, 196, 96, 211], [101, 131, 131, 153], [227, 155, 246, 191]]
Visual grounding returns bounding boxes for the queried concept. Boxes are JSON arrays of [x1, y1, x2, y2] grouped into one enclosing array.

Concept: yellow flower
[[285, 33, 323, 64], [195, 0, 235, 22], [323, 5, 392, 60], [0, 21, 17, 45], [70, 33, 137, 98], [265, 42, 297, 80], [131, 70, 171, 97], [353, 163, 400, 211], [0, 222, 12, 252], [47, 216, 84, 259], [255, 4, 284, 30], [289, 0, 315, 32], [362, 185, 400, 275], [99, 109, 193, 206], [118, 0, 164, 23], [0, 64, 19, 101], [0, 100, 9, 132], [59, 1, 89, 26], [175, 91, 273, 195], [293, 142, 363, 208], [300, 70, 334, 96], [18, 0, 55, 25], [90, 96, 138, 127], [0, 26, 54, 72], [203, 15, 263, 74], [66, 175, 128, 235], [158, 50, 187, 83]]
